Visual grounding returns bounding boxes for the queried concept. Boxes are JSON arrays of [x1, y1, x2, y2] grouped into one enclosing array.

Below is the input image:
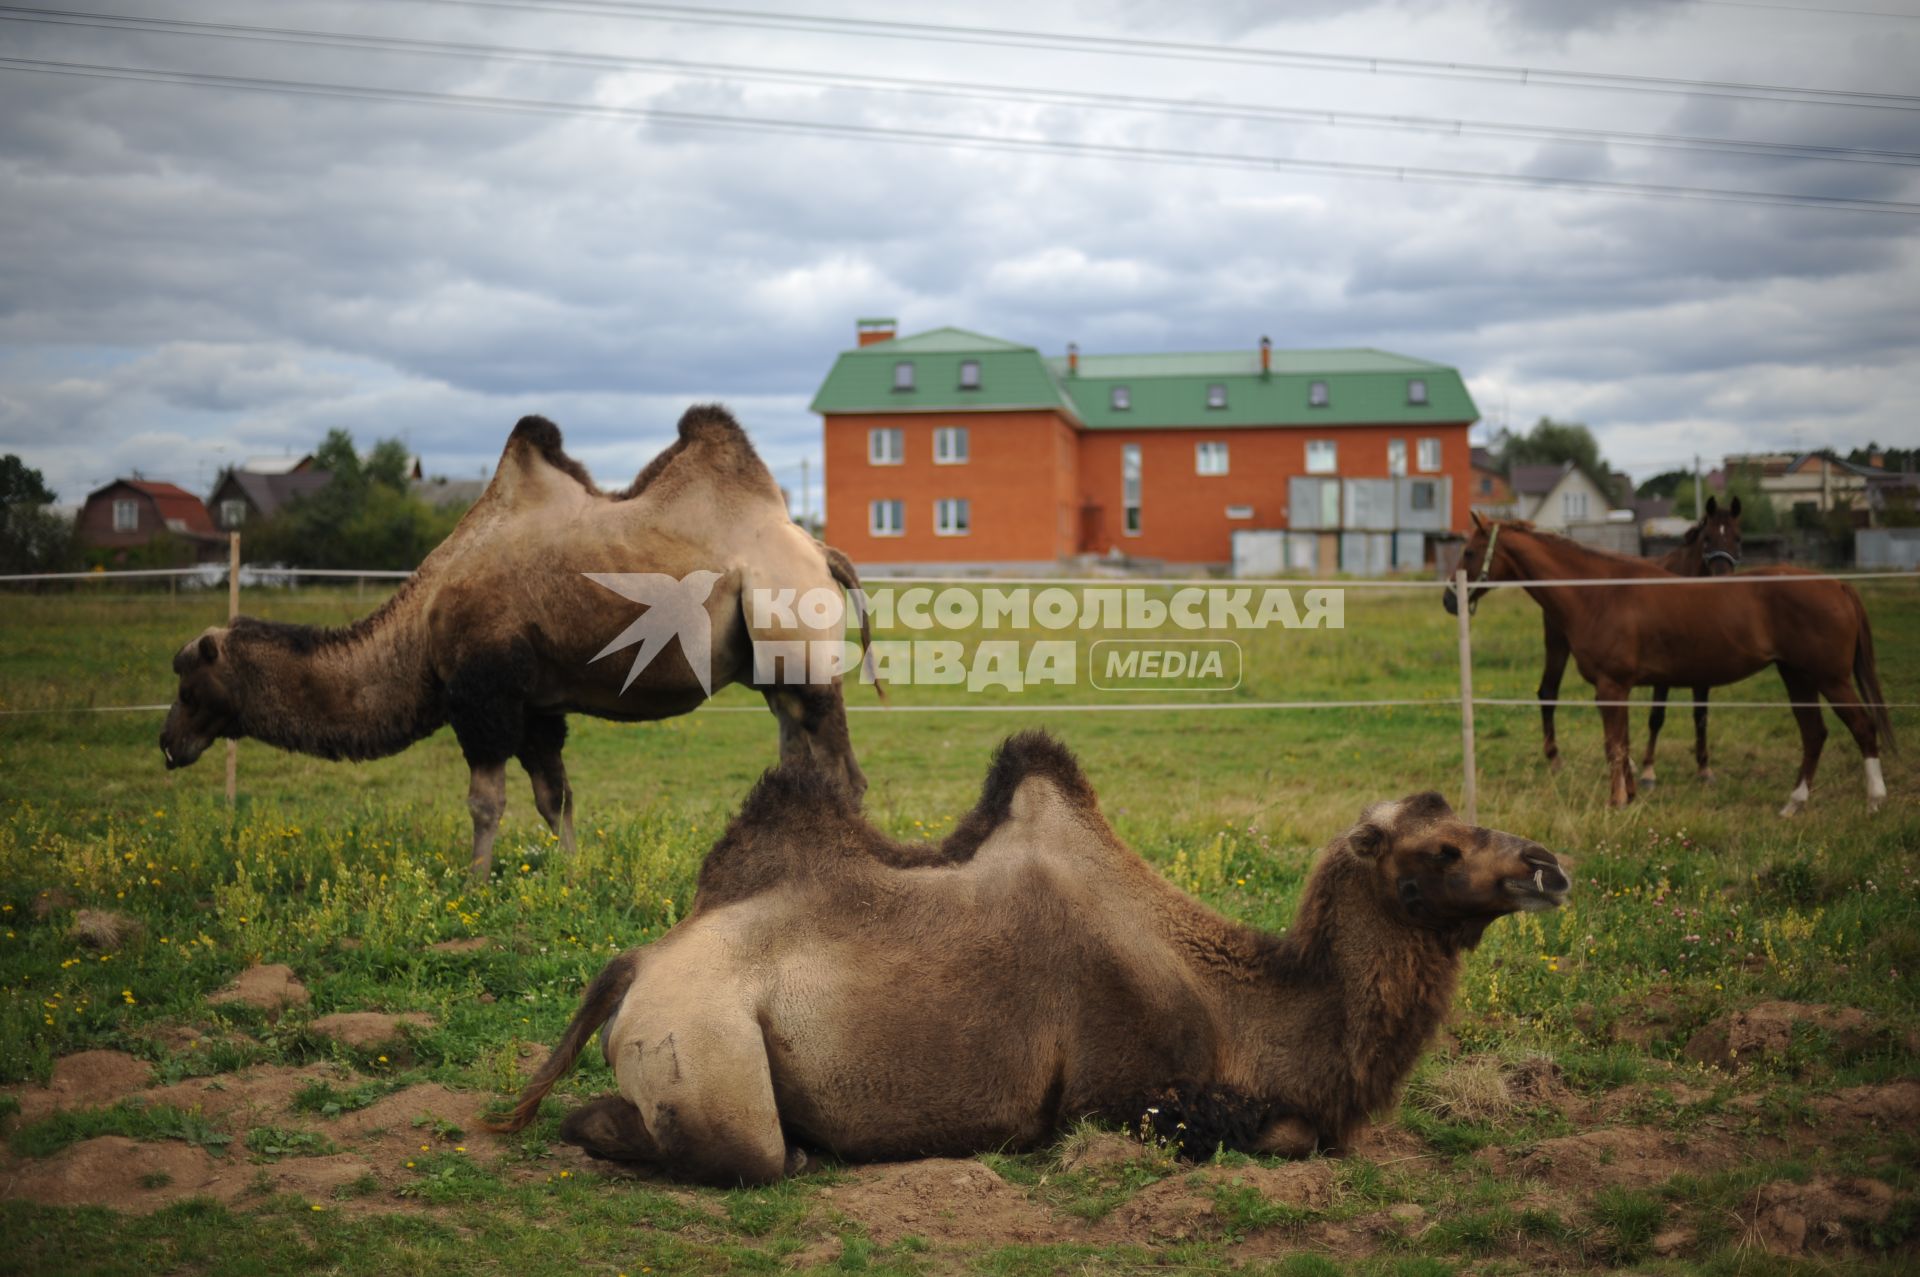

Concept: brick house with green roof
[[812, 319, 1478, 571]]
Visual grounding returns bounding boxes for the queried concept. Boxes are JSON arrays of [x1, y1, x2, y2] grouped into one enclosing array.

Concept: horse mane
[[1491, 520, 1676, 574]]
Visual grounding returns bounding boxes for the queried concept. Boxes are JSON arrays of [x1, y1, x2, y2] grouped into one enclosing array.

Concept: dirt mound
[[1506, 1125, 1733, 1190], [0, 1136, 234, 1210], [1812, 1081, 1920, 1132], [310, 1012, 435, 1049], [327, 1083, 498, 1166], [427, 937, 492, 953], [1748, 1176, 1897, 1254], [818, 1158, 1061, 1247], [9, 1050, 153, 1121], [1100, 1160, 1335, 1245], [207, 964, 309, 1017], [1684, 1002, 1877, 1072], [145, 1063, 335, 1123], [1058, 1131, 1153, 1174]]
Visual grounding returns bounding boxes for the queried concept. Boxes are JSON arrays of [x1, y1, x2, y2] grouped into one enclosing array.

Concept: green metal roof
[[810, 329, 1476, 426]]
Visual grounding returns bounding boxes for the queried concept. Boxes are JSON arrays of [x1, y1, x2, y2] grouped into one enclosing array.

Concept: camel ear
[[197, 634, 219, 666], [1349, 822, 1391, 859], [1729, 495, 1742, 518]]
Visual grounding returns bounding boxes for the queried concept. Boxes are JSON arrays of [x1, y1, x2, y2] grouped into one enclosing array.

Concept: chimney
[[1259, 335, 1272, 377], [855, 317, 896, 347], [1067, 342, 1079, 376], [1870, 451, 1886, 469]]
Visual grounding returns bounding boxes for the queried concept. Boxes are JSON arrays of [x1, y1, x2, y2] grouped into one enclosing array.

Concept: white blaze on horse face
[[1780, 780, 1810, 818], [1866, 758, 1887, 808]]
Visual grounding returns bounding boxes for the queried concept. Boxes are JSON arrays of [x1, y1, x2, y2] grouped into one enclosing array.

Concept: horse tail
[[824, 543, 887, 704], [1849, 586, 1897, 756], [484, 949, 640, 1134]]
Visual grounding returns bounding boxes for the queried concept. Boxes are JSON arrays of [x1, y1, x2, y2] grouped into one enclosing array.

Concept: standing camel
[[1446, 516, 1893, 813], [490, 731, 1569, 1183], [161, 406, 878, 874], [1536, 496, 1744, 788]]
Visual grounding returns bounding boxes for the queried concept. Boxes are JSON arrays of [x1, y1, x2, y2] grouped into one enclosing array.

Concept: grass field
[[1, 579, 1917, 1275]]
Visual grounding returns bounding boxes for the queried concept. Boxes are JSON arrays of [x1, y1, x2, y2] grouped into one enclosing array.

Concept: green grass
[[2, 581, 1917, 1275]]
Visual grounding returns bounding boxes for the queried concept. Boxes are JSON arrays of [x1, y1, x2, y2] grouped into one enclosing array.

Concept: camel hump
[[501, 414, 598, 490], [976, 730, 1100, 824], [676, 403, 750, 444]]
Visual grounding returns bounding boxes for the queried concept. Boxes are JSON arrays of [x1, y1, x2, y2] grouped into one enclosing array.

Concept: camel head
[[160, 626, 238, 769], [1697, 494, 1743, 576], [1348, 791, 1569, 944]]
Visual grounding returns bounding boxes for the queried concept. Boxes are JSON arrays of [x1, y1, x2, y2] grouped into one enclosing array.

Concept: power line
[[6, 5, 1914, 168], [6, 53, 1916, 215], [379, 0, 1920, 110]]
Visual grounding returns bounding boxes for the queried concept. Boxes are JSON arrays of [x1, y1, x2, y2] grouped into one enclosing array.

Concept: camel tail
[[1850, 587, 1897, 756], [825, 544, 887, 704], [483, 950, 639, 1134]]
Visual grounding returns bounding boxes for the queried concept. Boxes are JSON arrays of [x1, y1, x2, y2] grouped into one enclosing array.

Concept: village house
[[76, 479, 224, 561], [1506, 461, 1620, 531], [812, 321, 1479, 573]]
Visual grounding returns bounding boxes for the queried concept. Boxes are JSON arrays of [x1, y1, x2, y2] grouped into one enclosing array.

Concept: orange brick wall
[[825, 415, 1473, 565], [1077, 423, 1474, 563], [823, 410, 1077, 562]]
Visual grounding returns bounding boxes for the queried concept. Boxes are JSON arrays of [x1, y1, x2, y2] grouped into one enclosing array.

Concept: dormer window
[[1408, 378, 1428, 405], [1111, 385, 1131, 411], [893, 361, 915, 392], [1206, 383, 1228, 410], [958, 360, 980, 390], [1309, 380, 1329, 408]]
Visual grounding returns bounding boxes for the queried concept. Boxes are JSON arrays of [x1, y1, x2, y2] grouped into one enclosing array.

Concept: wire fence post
[[1454, 567, 1477, 825], [225, 531, 239, 807]]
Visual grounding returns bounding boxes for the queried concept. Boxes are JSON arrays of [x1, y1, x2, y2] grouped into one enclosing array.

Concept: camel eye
[[1436, 845, 1462, 863]]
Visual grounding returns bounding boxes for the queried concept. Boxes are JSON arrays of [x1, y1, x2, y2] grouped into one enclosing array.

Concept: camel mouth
[[1503, 865, 1570, 911]]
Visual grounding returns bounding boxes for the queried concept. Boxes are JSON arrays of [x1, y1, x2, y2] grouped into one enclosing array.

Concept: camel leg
[[615, 1010, 791, 1187], [766, 684, 867, 801], [1778, 669, 1825, 817], [1693, 685, 1714, 782], [1816, 677, 1885, 812], [518, 714, 577, 855], [465, 761, 508, 877], [1641, 686, 1668, 791], [1539, 626, 1571, 772], [1597, 683, 1635, 808], [1251, 1115, 1318, 1159], [559, 1095, 659, 1163]]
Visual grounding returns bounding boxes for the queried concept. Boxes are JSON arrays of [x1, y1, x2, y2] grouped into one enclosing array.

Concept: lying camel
[[161, 406, 876, 875], [491, 732, 1569, 1184]]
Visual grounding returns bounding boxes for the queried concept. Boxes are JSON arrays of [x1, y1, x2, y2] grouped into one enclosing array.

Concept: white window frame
[[1305, 439, 1337, 475], [869, 499, 905, 537], [1387, 439, 1407, 478], [933, 426, 969, 465], [1110, 385, 1131, 411], [868, 428, 904, 466], [1121, 444, 1142, 536], [1205, 383, 1228, 410], [112, 498, 138, 532], [1195, 441, 1229, 476], [892, 361, 915, 391], [1563, 490, 1588, 522], [1226, 504, 1254, 520], [958, 360, 980, 390], [934, 498, 970, 536], [1308, 380, 1330, 408], [1417, 438, 1442, 472], [1408, 378, 1429, 405]]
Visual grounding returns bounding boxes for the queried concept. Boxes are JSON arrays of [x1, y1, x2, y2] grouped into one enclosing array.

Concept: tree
[[1635, 469, 1693, 500], [0, 454, 78, 574], [246, 429, 466, 570], [1491, 418, 1611, 484], [364, 438, 414, 491]]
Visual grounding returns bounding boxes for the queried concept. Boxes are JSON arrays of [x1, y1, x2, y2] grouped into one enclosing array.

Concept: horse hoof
[[1779, 800, 1804, 818], [1638, 772, 1657, 792], [1698, 770, 1715, 785], [1547, 757, 1563, 774], [1867, 797, 1884, 815]]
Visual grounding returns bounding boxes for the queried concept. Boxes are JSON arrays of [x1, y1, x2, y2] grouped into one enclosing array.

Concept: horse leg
[[1641, 687, 1668, 791], [1778, 670, 1825, 817], [1539, 626, 1570, 772], [1597, 683, 1635, 807], [765, 684, 867, 801], [1693, 685, 1713, 783], [518, 714, 577, 855], [1816, 677, 1886, 812]]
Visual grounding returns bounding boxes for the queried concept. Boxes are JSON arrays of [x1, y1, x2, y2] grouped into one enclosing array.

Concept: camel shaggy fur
[[161, 406, 876, 875], [492, 732, 1569, 1184]]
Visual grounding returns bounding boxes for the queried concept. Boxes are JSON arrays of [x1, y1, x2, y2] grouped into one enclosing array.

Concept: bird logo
[[584, 570, 723, 695]]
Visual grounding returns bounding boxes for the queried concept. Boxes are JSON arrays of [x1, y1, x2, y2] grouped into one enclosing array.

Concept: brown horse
[[1537, 496, 1743, 787], [1445, 517, 1893, 813]]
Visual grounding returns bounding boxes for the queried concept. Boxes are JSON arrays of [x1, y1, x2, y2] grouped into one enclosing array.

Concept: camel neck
[[226, 591, 444, 761]]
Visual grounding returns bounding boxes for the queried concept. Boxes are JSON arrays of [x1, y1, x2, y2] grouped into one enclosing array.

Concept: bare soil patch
[[206, 963, 309, 1016], [309, 1012, 435, 1049], [1684, 1001, 1878, 1072], [1747, 1175, 1897, 1255], [1498, 1124, 1739, 1190], [7, 1050, 153, 1121], [817, 1159, 1063, 1248]]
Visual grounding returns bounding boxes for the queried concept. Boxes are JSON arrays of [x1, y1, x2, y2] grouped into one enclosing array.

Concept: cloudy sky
[[2, 0, 1917, 510]]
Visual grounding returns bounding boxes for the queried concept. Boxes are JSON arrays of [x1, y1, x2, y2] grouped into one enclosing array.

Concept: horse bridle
[[1460, 523, 1500, 616], [1703, 548, 1740, 571]]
